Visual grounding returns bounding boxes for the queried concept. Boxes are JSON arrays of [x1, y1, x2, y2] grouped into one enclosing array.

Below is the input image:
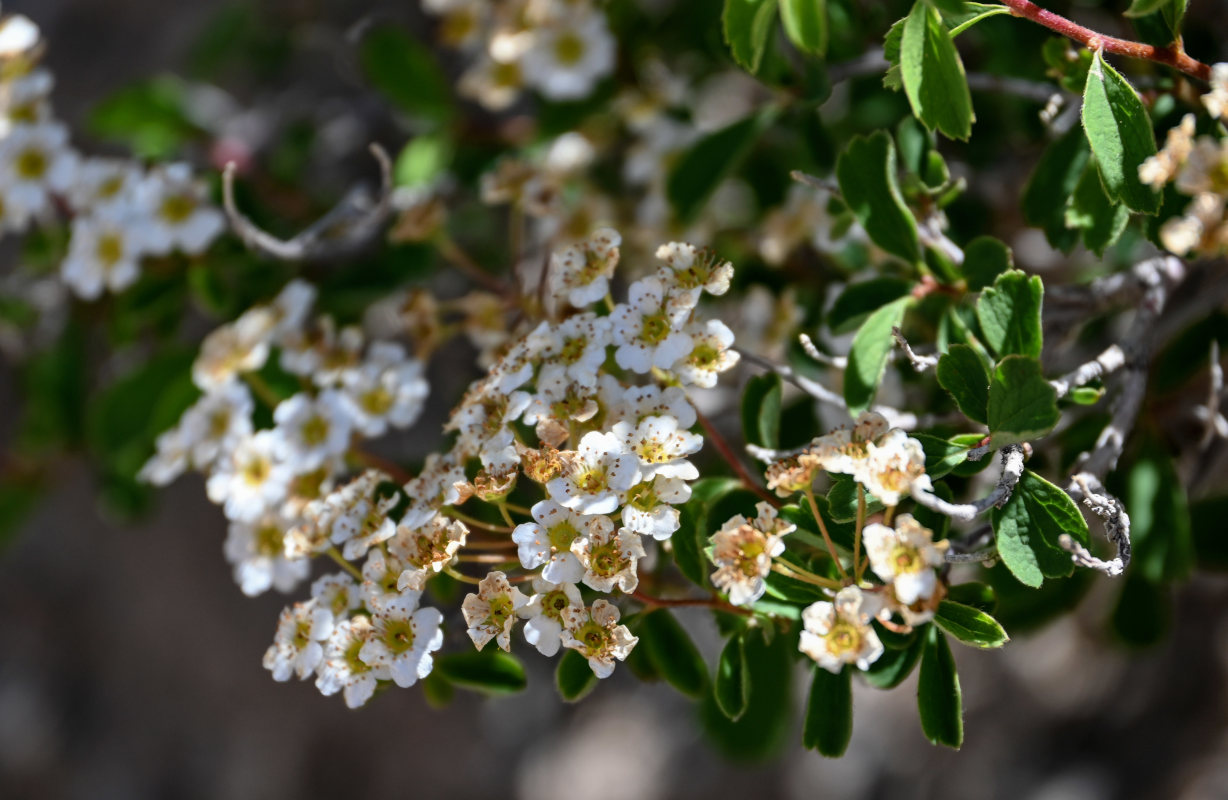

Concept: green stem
[[326, 547, 364, 582], [804, 487, 849, 581]]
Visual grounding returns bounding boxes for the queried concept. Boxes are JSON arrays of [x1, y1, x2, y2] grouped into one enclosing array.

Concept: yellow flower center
[[554, 32, 586, 66], [160, 193, 196, 223], [381, 618, 417, 655], [15, 147, 47, 180]]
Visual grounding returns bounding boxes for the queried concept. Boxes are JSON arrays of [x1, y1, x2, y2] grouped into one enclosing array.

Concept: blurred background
[[1, 1, 1228, 798]]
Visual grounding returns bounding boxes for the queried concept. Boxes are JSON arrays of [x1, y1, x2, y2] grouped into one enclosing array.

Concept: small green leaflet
[[986, 355, 1059, 448], [917, 627, 963, 749], [667, 110, 776, 224], [936, 343, 990, 424], [1064, 158, 1131, 255], [714, 635, 751, 721], [722, 0, 779, 74], [1081, 51, 1160, 214], [802, 666, 853, 757], [992, 470, 1090, 587], [637, 610, 708, 699], [976, 269, 1043, 360], [934, 600, 1010, 648], [741, 372, 782, 449], [1124, 0, 1177, 17], [556, 648, 598, 702], [835, 131, 921, 264], [1022, 124, 1091, 250], [844, 296, 913, 416], [780, 0, 827, 57], [961, 236, 1013, 292], [901, 0, 975, 140]]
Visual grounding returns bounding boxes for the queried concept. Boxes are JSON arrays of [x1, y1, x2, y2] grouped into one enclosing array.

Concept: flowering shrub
[[2, 0, 1227, 760]]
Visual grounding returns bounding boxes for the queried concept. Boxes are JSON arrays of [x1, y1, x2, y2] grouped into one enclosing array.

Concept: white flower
[[310, 573, 362, 619], [273, 391, 354, 471], [462, 571, 530, 652], [138, 426, 190, 486], [206, 431, 293, 523], [458, 54, 525, 112], [360, 546, 414, 608], [1202, 63, 1228, 121], [0, 122, 77, 225], [546, 430, 641, 514], [709, 502, 794, 607], [863, 514, 949, 607], [620, 474, 691, 540], [447, 386, 531, 461], [340, 342, 429, 437], [511, 500, 594, 584], [560, 599, 638, 678], [388, 516, 469, 592], [0, 13, 41, 58], [400, 454, 466, 529], [136, 162, 225, 255], [280, 318, 363, 384], [522, 370, 599, 447], [192, 307, 275, 391], [316, 615, 390, 708], [262, 599, 335, 681], [359, 594, 444, 688], [655, 241, 733, 297], [809, 411, 889, 476], [799, 586, 884, 673], [177, 380, 254, 469], [613, 414, 702, 480], [521, 13, 615, 101], [66, 157, 143, 214], [517, 578, 583, 657], [223, 513, 309, 597], [550, 227, 621, 308], [599, 378, 697, 429], [856, 428, 931, 506], [611, 276, 696, 373], [533, 313, 611, 387], [673, 319, 739, 388], [269, 279, 317, 341], [571, 524, 645, 593]]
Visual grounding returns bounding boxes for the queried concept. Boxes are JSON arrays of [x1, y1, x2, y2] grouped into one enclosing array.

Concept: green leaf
[[1022, 124, 1091, 250], [992, 470, 1089, 586], [864, 637, 923, 689], [836, 131, 921, 264], [638, 610, 709, 699], [844, 296, 912, 416], [827, 277, 912, 335], [434, 650, 527, 694], [675, 478, 743, 587], [802, 666, 853, 757], [1125, 445, 1193, 583], [946, 582, 997, 612], [699, 628, 795, 761], [556, 648, 599, 702], [976, 269, 1043, 360], [722, 0, 780, 73], [1124, 0, 1175, 17], [900, 0, 975, 140], [1064, 159, 1131, 256], [936, 343, 990, 424], [714, 635, 751, 721], [359, 25, 453, 124], [780, 0, 827, 56], [917, 627, 963, 749], [820, 481, 883, 529], [1110, 573, 1169, 646], [934, 600, 1009, 648], [87, 76, 197, 159], [910, 433, 972, 481], [741, 372, 783, 449], [1081, 51, 1160, 214], [961, 236, 1013, 292], [394, 134, 453, 188], [667, 110, 775, 224], [986, 356, 1059, 447]]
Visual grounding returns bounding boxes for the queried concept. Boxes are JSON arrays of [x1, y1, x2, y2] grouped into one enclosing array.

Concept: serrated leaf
[[802, 666, 853, 757], [917, 627, 963, 749], [714, 635, 751, 721], [912, 432, 972, 480], [741, 372, 782, 449], [556, 648, 599, 702], [901, 0, 975, 140], [1065, 159, 1130, 256], [936, 343, 990, 424], [827, 277, 912, 335], [991, 470, 1088, 586], [844, 296, 912, 416], [667, 110, 775, 224], [638, 610, 708, 699], [977, 269, 1043, 360], [934, 600, 1009, 648], [722, 0, 780, 74], [434, 650, 527, 694], [1022, 124, 1091, 250], [987, 355, 1059, 448], [780, 0, 827, 56], [1082, 51, 1160, 214], [836, 131, 921, 264]]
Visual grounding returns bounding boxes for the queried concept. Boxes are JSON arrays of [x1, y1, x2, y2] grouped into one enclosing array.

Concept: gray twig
[[1196, 340, 1228, 450], [912, 445, 1025, 521], [892, 326, 938, 372], [222, 143, 393, 262]]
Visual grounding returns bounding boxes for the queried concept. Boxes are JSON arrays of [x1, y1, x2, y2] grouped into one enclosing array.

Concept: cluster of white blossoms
[[422, 0, 614, 109], [0, 12, 223, 299], [705, 411, 950, 674], [1138, 65, 1228, 258]]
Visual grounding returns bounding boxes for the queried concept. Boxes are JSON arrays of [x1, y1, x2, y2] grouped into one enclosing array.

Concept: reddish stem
[[998, 0, 1211, 81], [630, 590, 753, 616], [694, 408, 781, 508]]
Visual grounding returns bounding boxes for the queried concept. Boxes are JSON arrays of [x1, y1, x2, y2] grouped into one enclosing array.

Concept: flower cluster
[[0, 14, 223, 299], [706, 412, 950, 675], [423, 0, 615, 109], [1138, 67, 1228, 258]]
